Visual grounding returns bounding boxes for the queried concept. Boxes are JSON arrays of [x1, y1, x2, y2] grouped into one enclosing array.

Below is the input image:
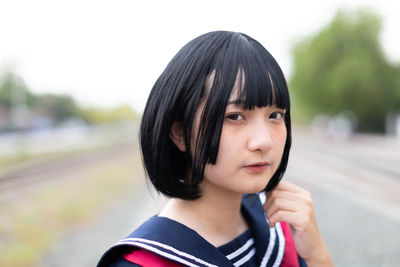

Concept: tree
[[290, 8, 400, 133], [0, 71, 36, 108], [34, 93, 79, 124], [0, 71, 80, 127]]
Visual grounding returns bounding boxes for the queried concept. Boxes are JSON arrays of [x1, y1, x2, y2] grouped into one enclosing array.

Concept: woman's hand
[[264, 181, 334, 267]]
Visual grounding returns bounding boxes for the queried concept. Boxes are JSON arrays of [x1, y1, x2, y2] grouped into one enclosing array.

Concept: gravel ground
[[39, 179, 166, 267]]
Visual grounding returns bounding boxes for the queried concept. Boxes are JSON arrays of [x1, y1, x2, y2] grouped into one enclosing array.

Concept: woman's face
[[200, 90, 287, 196]]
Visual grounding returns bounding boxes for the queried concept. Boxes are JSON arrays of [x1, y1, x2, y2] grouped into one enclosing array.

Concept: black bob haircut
[[140, 31, 291, 200]]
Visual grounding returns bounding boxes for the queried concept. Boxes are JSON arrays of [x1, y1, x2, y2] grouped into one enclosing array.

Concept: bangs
[[203, 33, 290, 116], [237, 60, 290, 110]]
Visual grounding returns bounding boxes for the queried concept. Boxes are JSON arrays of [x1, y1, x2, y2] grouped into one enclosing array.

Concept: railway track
[[0, 141, 138, 192]]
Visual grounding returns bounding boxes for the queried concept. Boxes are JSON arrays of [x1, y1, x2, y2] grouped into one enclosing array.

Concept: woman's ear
[[170, 121, 186, 152]]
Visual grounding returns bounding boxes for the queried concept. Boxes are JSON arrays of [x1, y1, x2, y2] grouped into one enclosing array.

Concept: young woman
[[98, 31, 333, 267]]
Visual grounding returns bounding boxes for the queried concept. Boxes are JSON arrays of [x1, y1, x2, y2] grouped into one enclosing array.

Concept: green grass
[[0, 145, 143, 266]]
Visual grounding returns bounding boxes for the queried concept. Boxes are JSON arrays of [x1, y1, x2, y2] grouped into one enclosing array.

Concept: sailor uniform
[[97, 193, 307, 267]]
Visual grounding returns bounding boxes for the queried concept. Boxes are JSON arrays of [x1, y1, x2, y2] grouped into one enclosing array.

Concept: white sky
[[1, 0, 399, 112]]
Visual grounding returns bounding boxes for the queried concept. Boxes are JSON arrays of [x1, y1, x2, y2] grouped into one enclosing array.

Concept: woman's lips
[[244, 162, 270, 172]]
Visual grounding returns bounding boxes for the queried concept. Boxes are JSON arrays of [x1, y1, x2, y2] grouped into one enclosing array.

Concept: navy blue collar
[[98, 193, 285, 267]]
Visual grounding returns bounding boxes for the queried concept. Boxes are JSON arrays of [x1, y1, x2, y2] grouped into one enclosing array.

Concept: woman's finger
[[273, 181, 310, 194], [265, 190, 305, 207], [265, 189, 313, 215], [264, 198, 299, 219]]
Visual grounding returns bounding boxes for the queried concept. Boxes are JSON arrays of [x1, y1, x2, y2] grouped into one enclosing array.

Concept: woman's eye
[[227, 114, 244, 121], [270, 112, 285, 120]]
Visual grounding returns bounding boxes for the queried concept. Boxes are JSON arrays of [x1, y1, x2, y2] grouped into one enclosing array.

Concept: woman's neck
[[158, 187, 248, 247]]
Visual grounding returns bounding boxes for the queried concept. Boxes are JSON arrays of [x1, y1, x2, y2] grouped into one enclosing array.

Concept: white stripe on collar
[[234, 247, 256, 266], [272, 222, 286, 267], [226, 238, 254, 260], [259, 191, 267, 205], [115, 237, 218, 267], [260, 225, 277, 266]]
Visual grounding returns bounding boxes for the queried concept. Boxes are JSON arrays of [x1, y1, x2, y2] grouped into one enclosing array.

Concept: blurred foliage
[[33, 93, 79, 123], [78, 105, 139, 124], [0, 71, 36, 108], [0, 70, 139, 130], [290, 8, 400, 133]]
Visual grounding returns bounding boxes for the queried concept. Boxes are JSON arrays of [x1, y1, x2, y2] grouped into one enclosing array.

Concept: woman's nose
[[247, 123, 273, 152]]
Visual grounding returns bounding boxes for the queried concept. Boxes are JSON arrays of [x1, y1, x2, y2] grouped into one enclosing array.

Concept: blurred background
[[1, 0, 399, 266]]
